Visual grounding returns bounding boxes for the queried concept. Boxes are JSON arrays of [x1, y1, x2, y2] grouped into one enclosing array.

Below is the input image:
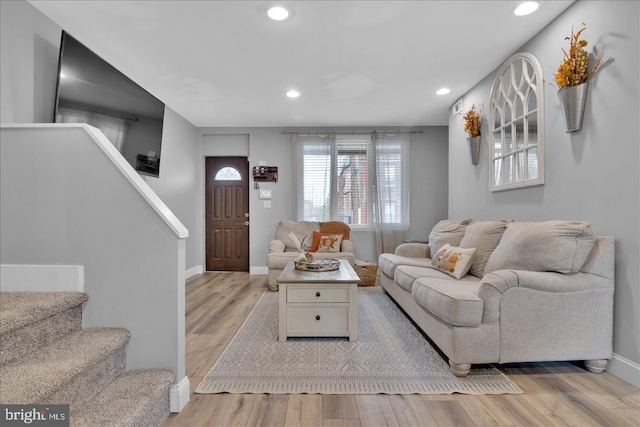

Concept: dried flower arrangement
[[463, 104, 481, 138], [555, 23, 604, 88]]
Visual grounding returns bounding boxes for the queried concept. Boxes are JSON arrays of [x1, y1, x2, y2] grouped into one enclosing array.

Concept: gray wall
[[198, 127, 449, 270], [448, 0, 639, 382], [1, 0, 203, 274], [143, 108, 202, 271]]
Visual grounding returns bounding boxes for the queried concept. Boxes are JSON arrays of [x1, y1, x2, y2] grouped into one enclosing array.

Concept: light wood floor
[[163, 272, 640, 427]]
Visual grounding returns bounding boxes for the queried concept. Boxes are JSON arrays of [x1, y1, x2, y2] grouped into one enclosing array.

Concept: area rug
[[195, 288, 522, 395]]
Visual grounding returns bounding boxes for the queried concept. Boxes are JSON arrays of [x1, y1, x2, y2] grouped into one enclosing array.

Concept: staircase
[[0, 291, 174, 426]]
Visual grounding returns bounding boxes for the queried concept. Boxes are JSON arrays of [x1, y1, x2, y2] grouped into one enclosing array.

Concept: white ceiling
[[29, 0, 574, 127]]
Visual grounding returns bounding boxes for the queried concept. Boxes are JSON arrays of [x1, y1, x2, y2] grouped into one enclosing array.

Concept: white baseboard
[[185, 265, 203, 279], [250, 266, 268, 275], [0, 264, 84, 292], [170, 376, 190, 413], [608, 352, 640, 388]]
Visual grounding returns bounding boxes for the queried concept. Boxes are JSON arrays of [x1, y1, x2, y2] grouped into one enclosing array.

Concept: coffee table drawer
[[287, 287, 349, 303], [286, 305, 349, 335]]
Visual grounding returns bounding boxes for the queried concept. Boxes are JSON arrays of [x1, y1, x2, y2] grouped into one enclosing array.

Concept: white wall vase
[[467, 136, 480, 166], [558, 82, 589, 133]]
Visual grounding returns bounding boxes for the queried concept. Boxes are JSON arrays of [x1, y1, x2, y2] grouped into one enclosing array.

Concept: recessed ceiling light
[[514, 2, 539, 16], [268, 6, 290, 21], [286, 90, 300, 98], [435, 88, 450, 95]]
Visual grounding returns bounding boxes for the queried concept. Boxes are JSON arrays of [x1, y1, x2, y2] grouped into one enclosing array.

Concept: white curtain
[[292, 133, 335, 222], [372, 132, 411, 257]]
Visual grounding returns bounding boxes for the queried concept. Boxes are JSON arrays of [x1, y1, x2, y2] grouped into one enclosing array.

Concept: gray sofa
[[378, 219, 615, 377], [267, 220, 356, 291]]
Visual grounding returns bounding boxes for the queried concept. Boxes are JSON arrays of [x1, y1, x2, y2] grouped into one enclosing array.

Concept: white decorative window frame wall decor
[[489, 52, 544, 191]]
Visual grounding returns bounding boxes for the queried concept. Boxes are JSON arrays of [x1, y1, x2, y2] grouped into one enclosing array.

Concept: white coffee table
[[277, 260, 360, 342]]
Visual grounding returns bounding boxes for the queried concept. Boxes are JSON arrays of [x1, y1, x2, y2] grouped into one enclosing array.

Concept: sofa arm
[[477, 269, 614, 323], [268, 239, 286, 254], [341, 239, 355, 253], [394, 242, 430, 258]]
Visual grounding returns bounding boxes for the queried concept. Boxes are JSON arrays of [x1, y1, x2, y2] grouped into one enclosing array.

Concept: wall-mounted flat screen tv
[[53, 31, 165, 177]]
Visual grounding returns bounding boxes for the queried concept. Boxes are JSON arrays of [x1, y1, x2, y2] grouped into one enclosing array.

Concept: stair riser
[[0, 307, 83, 366], [139, 386, 172, 427], [48, 345, 127, 410], [68, 369, 175, 426]]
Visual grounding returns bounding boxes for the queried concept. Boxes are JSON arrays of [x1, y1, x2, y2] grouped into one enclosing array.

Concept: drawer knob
[[315, 315, 321, 321], [315, 291, 321, 297]]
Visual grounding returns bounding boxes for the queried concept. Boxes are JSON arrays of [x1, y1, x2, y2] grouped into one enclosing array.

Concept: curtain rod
[[281, 129, 423, 135]]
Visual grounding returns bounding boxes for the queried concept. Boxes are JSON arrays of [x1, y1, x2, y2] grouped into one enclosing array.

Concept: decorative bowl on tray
[[294, 258, 340, 272]]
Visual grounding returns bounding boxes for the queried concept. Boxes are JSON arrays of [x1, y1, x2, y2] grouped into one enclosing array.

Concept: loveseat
[[378, 219, 614, 377], [267, 220, 356, 291]]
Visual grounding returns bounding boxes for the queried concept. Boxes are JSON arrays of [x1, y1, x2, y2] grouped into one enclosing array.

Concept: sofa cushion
[[484, 220, 598, 274], [460, 220, 509, 278], [412, 278, 483, 327], [275, 220, 319, 251], [428, 219, 473, 256], [395, 265, 478, 293], [378, 253, 433, 278], [431, 244, 477, 279]]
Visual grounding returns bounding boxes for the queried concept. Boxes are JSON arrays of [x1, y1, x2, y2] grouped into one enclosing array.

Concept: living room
[[1, 0, 638, 424]]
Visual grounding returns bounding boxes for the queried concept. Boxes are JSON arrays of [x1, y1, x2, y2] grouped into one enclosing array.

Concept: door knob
[[245, 213, 250, 218], [244, 221, 250, 226]]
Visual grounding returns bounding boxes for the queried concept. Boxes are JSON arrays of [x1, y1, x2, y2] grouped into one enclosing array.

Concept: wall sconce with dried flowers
[[463, 104, 482, 165], [555, 23, 604, 133]]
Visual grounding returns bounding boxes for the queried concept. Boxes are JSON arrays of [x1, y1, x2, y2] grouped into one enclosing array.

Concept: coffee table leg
[[278, 283, 287, 341], [349, 282, 357, 342]]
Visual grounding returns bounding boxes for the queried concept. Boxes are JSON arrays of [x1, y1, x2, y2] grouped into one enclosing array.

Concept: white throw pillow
[[431, 244, 477, 279]]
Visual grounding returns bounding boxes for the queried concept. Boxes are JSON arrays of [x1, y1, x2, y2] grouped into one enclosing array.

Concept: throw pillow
[[301, 233, 314, 251], [315, 234, 344, 253], [484, 220, 598, 274], [459, 220, 509, 278], [431, 244, 477, 279], [309, 231, 343, 252], [428, 219, 473, 256]]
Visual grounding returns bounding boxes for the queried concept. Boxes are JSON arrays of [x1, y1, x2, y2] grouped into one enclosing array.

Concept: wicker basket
[[354, 261, 378, 287]]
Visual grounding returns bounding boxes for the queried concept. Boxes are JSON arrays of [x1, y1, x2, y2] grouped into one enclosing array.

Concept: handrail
[[1, 123, 188, 239]]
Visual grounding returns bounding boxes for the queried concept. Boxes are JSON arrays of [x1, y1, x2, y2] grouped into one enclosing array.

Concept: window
[[490, 52, 544, 191], [294, 133, 410, 227], [215, 167, 241, 181]]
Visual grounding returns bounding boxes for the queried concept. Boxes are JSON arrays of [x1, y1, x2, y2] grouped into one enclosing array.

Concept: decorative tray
[[294, 259, 340, 272]]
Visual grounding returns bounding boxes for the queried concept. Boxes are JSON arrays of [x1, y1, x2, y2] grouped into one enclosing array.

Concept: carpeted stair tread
[[0, 292, 88, 335], [70, 369, 175, 427], [0, 327, 130, 405]]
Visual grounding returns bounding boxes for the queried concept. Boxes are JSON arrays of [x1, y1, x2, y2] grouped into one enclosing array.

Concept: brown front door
[[205, 157, 249, 271]]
